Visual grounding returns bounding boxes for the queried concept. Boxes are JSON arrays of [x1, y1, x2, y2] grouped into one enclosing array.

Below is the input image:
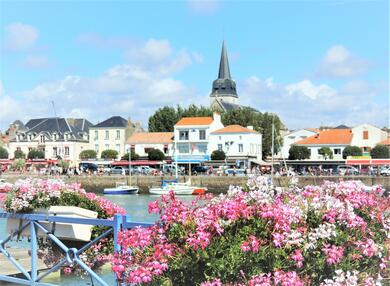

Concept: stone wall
[[2, 174, 389, 194]]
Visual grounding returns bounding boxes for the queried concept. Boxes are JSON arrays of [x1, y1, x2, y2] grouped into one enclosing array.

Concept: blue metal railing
[[0, 212, 153, 286]]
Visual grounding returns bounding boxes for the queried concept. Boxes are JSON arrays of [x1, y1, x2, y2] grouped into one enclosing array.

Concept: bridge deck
[[0, 248, 49, 276]]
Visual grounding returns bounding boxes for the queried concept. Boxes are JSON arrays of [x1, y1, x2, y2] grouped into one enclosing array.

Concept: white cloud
[[4, 23, 38, 51], [286, 80, 336, 100], [0, 61, 203, 130], [316, 45, 369, 77], [124, 39, 200, 75], [187, 0, 221, 13], [239, 76, 387, 129], [21, 55, 49, 68]]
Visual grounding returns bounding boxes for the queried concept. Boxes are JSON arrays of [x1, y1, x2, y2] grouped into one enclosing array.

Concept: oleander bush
[[112, 176, 389, 285], [2, 178, 125, 275]]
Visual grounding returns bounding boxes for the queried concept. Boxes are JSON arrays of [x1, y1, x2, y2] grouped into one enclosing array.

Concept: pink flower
[[322, 244, 344, 265], [291, 249, 304, 268]]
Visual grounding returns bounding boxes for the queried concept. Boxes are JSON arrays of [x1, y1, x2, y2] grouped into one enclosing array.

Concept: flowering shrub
[[1, 178, 125, 275], [112, 177, 389, 285]]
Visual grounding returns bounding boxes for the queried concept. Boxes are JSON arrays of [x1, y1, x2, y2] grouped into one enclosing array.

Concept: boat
[[149, 183, 194, 195], [149, 179, 207, 195], [104, 182, 139, 195]]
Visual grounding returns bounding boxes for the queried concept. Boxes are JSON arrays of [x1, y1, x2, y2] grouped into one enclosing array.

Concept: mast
[[128, 146, 131, 186], [271, 116, 274, 182]]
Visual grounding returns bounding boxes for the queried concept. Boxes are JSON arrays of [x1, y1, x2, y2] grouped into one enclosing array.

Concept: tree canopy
[[211, 150, 226, 160], [342, 146, 362, 159], [0, 146, 8, 159], [79, 149, 97, 160], [121, 150, 140, 161], [101, 149, 118, 160], [148, 105, 213, 132], [370, 145, 389, 159], [14, 150, 26, 159], [318, 147, 333, 159], [147, 148, 165, 161], [27, 149, 45, 159], [288, 145, 310, 160]]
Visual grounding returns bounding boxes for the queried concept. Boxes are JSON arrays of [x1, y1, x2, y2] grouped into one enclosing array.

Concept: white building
[[209, 125, 262, 164], [174, 113, 224, 164], [8, 118, 92, 163], [279, 129, 317, 159], [351, 124, 388, 154], [127, 132, 174, 157], [89, 116, 143, 159], [295, 128, 353, 160]]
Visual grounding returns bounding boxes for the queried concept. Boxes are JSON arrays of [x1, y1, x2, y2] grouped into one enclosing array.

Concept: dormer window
[[53, 133, 57, 140], [40, 135, 45, 143]]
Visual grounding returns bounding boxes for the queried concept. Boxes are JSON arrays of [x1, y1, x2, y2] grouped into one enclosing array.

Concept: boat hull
[[103, 187, 138, 195], [149, 186, 194, 195]]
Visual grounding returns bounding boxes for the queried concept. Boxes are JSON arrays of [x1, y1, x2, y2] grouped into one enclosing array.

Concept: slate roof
[[295, 129, 353, 145], [210, 42, 238, 99], [128, 132, 173, 144], [93, 116, 128, 128], [11, 117, 91, 142]]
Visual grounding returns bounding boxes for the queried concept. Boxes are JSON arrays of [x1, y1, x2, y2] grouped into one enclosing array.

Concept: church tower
[[210, 41, 239, 108]]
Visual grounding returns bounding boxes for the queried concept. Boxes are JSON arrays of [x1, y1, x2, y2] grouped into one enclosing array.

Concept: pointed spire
[[218, 41, 231, 79]]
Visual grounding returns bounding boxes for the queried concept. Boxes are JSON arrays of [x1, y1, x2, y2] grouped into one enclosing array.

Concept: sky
[[0, 0, 389, 131]]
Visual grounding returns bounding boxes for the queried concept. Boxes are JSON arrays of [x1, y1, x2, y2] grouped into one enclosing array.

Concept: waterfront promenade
[[1, 173, 389, 193]]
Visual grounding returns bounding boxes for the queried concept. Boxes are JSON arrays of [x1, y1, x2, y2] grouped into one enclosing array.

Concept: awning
[[346, 158, 390, 166], [111, 160, 164, 166]]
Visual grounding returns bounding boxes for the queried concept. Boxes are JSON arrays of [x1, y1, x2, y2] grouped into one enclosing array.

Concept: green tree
[[211, 150, 226, 160], [147, 148, 165, 161], [27, 148, 45, 159], [288, 145, 310, 160], [13, 158, 25, 170], [79, 149, 97, 160], [222, 108, 283, 158], [121, 150, 140, 161], [148, 106, 180, 132], [148, 105, 213, 132], [342, 146, 362, 159], [0, 146, 8, 159], [101, 149, 118, 160], [14, 150, 26, 159], [370, 145, 389, 159], [58, 159, 70, 170], [318, 147, 333, 159]]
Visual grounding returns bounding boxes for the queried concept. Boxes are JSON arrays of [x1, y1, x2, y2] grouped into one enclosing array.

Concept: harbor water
[[0, 194, 197, 285]]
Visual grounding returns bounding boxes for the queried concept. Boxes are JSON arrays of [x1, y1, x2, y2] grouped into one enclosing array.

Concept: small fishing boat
[[104, 182, 138, 195]]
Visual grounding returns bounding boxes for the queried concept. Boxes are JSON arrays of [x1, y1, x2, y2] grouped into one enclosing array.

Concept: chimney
[[247, 126, 254, 130], [213, 112, 221, 123]]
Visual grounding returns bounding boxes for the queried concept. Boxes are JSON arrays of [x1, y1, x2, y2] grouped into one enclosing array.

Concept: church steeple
[[218, 41, 231, 79], [210, 41, 238, 105]]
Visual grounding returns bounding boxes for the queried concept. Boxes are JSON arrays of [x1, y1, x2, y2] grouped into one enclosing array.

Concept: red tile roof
[[296, 129, 352, 145], [212, 125, 259, 134], [127, 132, 173, 144], [175, 117, 213, 126], [377, 137, 390, 146]]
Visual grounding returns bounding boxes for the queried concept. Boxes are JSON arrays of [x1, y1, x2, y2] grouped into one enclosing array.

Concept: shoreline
[[1, 174, 389, 194]]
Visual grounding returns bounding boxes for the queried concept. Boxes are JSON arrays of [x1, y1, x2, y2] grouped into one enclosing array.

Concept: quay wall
[[1, 174, 389, 193]]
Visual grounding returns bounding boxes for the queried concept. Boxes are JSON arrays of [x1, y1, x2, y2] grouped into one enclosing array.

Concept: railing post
[[30, 221, 38, 285], [113, 214, 122, 253]]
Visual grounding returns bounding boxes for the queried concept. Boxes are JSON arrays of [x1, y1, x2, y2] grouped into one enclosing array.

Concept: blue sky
[[0, 0, 388, 131]]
